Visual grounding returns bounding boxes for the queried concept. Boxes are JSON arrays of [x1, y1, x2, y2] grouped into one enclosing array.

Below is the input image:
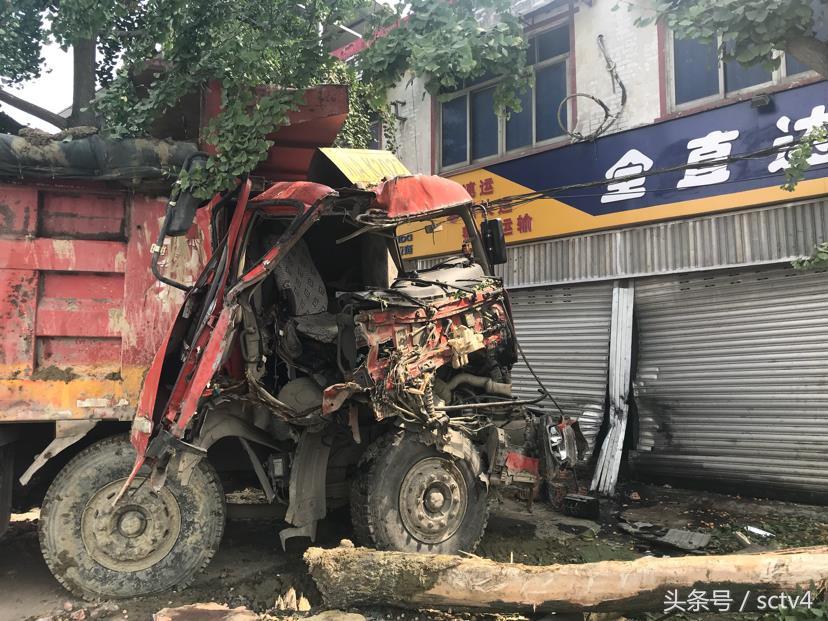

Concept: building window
[[368, 115, 382, 150], [671, 33, 817, 108], [439, 24, 570, 170]]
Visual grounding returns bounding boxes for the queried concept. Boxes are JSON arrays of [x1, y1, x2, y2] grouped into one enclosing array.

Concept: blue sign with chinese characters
[[490, 81, 828, 216]]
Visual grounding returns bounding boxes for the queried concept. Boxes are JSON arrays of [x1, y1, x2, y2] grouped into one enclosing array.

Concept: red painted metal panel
[[36, 337, 122, 367], [35, 298, 122, 338], [0, 184, 209, 422], [39, 191, 126, 239], [120, 195, 210, 366], [41, 272, 124, 300], [0, 269, 37, 378], [373, 175, 473, 219], [0, 185, 37, 238], [0, 238, 126, 272], [252, 181, 334, 205], [202, 83, 348, 182]]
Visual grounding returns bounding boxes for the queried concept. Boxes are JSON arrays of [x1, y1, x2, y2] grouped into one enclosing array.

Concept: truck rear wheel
[[39, 435, 225, 599], [350, 433, 488, 554]]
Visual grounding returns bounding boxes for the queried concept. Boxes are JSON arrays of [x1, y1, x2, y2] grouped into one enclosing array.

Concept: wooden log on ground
[[304, 543, 828, 614]]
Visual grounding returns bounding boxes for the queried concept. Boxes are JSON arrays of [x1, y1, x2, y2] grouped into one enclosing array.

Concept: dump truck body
[[0, 180, 210, 535], [0, 85, 351, 538]]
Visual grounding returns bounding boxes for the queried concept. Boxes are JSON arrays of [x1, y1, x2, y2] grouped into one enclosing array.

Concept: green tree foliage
[[0, 0, 528, 198], [0, 0, 47, 86], [357, 0, 530, 115], [640, 0, 827, 75], [645, 0, 828, 267]]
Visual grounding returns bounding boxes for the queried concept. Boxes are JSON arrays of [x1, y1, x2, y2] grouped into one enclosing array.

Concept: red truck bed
[[0, 180, 210, 423]]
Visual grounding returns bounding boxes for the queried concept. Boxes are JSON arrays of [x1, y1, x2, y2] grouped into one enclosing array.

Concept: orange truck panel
[[0, 181, 209, 422]]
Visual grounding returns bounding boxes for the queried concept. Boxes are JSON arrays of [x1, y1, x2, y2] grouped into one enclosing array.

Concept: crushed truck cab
[[39, 152, 585, 599]]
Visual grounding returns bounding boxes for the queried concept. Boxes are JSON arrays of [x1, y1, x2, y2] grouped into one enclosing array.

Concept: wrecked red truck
[[0, 84, 583, 597], [31, 149, 584, 598]]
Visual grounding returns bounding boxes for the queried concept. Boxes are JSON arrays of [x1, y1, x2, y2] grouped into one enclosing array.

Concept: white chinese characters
[[601, 103, 828, 204], [601, 131, 741, 203], [768, 105, 828, 173], [677, 130, 740, 188], [601, 149, 654, 203]]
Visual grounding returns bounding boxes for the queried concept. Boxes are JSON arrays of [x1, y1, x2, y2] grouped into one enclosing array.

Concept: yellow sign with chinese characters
[[317, 148, 410, 188]]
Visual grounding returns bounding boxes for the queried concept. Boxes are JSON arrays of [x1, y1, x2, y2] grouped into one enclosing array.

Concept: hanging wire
[[558, 34, 627, 142], [482, 135, 821, 214]]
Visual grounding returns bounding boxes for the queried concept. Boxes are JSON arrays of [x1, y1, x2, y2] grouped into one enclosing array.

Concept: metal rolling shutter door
[[632, 265, 828, 499], [509, 283, 613, 453]]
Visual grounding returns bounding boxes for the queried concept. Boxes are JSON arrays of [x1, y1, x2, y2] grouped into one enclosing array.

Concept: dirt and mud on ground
[[3, 484, 828, 621]]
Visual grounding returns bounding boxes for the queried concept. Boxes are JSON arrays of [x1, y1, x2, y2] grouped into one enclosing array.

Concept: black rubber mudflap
[[0, 443, 13, 538]]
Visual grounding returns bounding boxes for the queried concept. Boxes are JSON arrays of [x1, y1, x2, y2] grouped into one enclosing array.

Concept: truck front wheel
[[39, 435, 225, 599], [350, 433, 488, 554]]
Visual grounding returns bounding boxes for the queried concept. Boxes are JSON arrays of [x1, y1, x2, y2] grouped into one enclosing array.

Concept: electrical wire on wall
[[557, 34, 627, 142]]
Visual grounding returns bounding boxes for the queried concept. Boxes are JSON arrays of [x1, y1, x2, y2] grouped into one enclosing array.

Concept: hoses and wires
[[557, 35, 627, 142]]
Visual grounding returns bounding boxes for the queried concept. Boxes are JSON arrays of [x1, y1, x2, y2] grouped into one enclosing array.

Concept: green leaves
[[783, 121, 828, 192], [358, 0, 530, 116], [0, 0, 49, 85], [6, 0, 531, 198], [654, 0, 820, 71]]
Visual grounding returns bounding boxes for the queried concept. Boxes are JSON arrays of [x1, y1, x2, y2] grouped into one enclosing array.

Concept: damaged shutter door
[[631, 265, 828, 501], [509, 283, 613, 455]]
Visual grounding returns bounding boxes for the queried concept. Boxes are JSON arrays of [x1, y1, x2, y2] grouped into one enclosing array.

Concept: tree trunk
[[785, 35, 828, 79], [69, 38, 98, 127], [304, 544, 828, 614], [0, 88, 68, 130]]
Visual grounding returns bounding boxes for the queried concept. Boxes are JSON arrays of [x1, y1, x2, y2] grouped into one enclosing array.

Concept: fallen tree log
[[304, 542, 828, 614]]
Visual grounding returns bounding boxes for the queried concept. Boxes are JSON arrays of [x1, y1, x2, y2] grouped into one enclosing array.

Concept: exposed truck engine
[[37, 154, 585, 599]]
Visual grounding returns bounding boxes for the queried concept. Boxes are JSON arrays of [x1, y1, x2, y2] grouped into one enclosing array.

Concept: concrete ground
[[2, 485, 827, 621]]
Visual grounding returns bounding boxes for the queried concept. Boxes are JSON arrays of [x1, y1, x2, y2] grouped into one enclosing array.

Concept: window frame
[[438, 23, 572, 173], [667, 30, 815, 112]]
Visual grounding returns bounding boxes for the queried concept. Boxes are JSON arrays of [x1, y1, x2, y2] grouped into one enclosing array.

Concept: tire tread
[[39, 435, 225, 599]]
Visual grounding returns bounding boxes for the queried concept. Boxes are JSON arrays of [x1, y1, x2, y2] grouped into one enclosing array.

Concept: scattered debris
[[11, 484, 828, 620], [301, 612, 366, 621], [27, 601, 121, 621], [618, 521, 711, 551], [273, 587, 311, 612], [746, 525, 775, 538], [562, 494, 600, 519], [153, 603, 258, 621]]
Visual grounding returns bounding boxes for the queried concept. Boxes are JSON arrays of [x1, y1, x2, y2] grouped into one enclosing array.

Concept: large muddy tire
[[39, 435, 225, 599], [350, 433, 488, 554]]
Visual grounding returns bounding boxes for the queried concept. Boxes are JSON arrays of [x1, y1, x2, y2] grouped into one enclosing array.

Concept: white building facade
[[340, 1, 828, 502]]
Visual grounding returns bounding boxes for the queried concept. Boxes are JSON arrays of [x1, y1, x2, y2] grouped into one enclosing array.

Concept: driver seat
[[272, 237, 339, 344]]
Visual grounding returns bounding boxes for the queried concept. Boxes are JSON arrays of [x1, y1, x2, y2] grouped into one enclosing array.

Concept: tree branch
[[0, 88, 68, 130], [785, 34, 828, 79]]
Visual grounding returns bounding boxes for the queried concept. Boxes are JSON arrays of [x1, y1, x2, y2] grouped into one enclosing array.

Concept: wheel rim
[[80, 478, 181, 572], [399, 457, 468, 544]]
